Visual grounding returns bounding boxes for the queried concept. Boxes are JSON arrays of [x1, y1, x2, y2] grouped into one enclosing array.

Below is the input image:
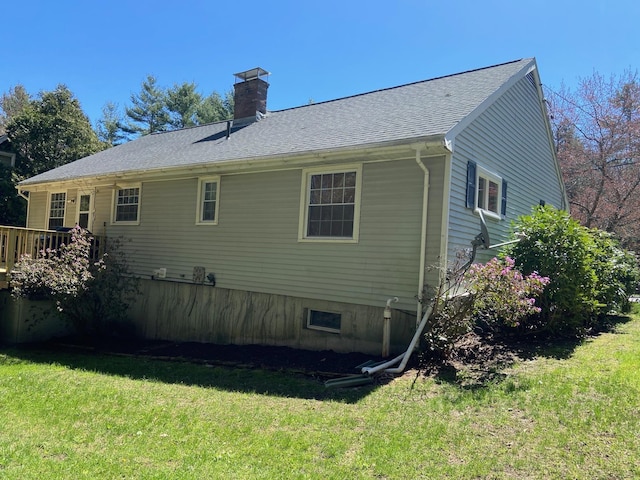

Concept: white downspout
[[16, 189, 30, 227], [362, 301, 434, 376], [362, 149, 430, 376], [415, 146, 430, 327]]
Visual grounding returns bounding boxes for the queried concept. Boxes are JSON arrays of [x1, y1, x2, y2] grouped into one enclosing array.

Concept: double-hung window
[[196, 177, 220, 225], [466, 161, 507, 219], [48, 192, 66, 229], [76, 192, 93, 230], [113, 185, 141, 224], [299, 165, 362, 242]]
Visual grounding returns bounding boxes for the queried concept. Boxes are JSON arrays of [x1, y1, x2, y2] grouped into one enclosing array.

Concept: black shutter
[[466, 161, 476, 209], [501, 179, 508, 216]]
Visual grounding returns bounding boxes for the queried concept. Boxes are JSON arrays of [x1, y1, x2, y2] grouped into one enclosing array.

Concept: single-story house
[[10, 58, 567, 354]]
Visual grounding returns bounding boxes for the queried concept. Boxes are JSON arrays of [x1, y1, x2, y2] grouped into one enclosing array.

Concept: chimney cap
[[234, 67, 270, 83]]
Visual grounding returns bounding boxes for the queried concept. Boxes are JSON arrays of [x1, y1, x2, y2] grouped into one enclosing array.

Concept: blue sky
[[2, 0, 638, 126]]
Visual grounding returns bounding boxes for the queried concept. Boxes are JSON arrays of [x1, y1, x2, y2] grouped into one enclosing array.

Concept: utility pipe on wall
[[382, 296, 399, 358], [414, 146, 430, 327], [362, 302, 435, 376]]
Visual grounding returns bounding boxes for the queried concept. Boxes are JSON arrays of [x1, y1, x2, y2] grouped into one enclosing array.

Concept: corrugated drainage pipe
[[362, 302, 434, 376]]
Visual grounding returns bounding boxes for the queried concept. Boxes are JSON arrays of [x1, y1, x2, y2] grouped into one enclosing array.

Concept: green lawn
[[1, 310, 639, 479]]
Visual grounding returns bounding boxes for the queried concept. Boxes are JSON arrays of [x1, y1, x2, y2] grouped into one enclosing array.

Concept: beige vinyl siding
[[447, 75, 565, 264], [26, 191, 47, 229], [106, 158, 429, 311], [92, 187, 112, 236], [64, 188, 77, 227]]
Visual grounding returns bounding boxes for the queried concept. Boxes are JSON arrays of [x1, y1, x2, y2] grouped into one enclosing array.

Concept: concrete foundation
[[129, 278, 416, 355]]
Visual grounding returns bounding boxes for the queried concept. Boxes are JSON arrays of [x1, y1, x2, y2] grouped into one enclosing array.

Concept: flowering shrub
[[11, 227, 139, 337], [11, 226, 102, 300], [464, 256, 550, 331]]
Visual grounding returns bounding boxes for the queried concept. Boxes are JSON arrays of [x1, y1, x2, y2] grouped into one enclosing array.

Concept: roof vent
[[233, 67, 270, 121]]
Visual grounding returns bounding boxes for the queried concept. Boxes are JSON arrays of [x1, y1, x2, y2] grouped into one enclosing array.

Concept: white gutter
[[414, 146, 430, 327], [18, 136, 450, 190], [16, 189, 29, 201]]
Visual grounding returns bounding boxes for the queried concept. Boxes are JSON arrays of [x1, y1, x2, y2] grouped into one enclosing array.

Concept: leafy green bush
[[11, 227, 139, 338], [590, 230, 640, 314], [504, 206, 640, 335]]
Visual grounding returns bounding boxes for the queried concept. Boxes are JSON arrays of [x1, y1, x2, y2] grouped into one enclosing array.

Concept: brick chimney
[[233, 67, 270, 121]]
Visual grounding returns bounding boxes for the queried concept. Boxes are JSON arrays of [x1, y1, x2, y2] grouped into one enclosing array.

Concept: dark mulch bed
[[48, 336, 390, 377], [43, 321, 601, 386]]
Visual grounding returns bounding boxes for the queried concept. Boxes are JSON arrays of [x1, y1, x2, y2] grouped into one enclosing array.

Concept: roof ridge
[[270, 58, 529, 114], [149, 118, 232, 136]]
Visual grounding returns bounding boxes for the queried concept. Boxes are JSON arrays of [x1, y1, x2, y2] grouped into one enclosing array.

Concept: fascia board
[[18, 136, 449, 191], [444, 58, 537, 148]]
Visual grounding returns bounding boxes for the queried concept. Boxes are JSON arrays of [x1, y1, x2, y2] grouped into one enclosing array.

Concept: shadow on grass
[[424, 312, 634, 390], [1, 343, 380, 404]]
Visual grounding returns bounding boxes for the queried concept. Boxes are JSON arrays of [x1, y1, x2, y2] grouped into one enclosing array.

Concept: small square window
[[467, 162, 505, 219], [307, 309, 341, 333]]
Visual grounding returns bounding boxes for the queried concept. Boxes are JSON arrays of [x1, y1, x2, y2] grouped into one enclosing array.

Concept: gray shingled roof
[[21, 59, 533, 185]]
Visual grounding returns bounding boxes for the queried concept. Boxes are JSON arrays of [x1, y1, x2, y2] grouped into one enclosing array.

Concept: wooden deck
[[0, 225, 105, 290]]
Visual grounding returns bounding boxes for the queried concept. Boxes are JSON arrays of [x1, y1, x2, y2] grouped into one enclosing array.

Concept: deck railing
[[0, 226, 105, 288]]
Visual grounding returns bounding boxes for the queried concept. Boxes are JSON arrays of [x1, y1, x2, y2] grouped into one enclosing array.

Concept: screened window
[[48, 192, 66, 229], [114, 186, 140, 223], [197, 177, 220, 224], [300, 166, 361, 241]]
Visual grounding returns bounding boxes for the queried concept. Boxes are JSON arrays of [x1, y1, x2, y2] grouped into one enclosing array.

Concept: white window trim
[[75, 190, 94, 231], [195, 176, 221, 225], [46, 190, 67, 230], [475, 166, 503, 221], [306, 309, 342, 334], [298, 164, 362, 243], [111, 183, 141, 225]]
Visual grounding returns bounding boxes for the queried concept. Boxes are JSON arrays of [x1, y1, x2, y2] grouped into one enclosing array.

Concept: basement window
[[307, 309, 342, 333]]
